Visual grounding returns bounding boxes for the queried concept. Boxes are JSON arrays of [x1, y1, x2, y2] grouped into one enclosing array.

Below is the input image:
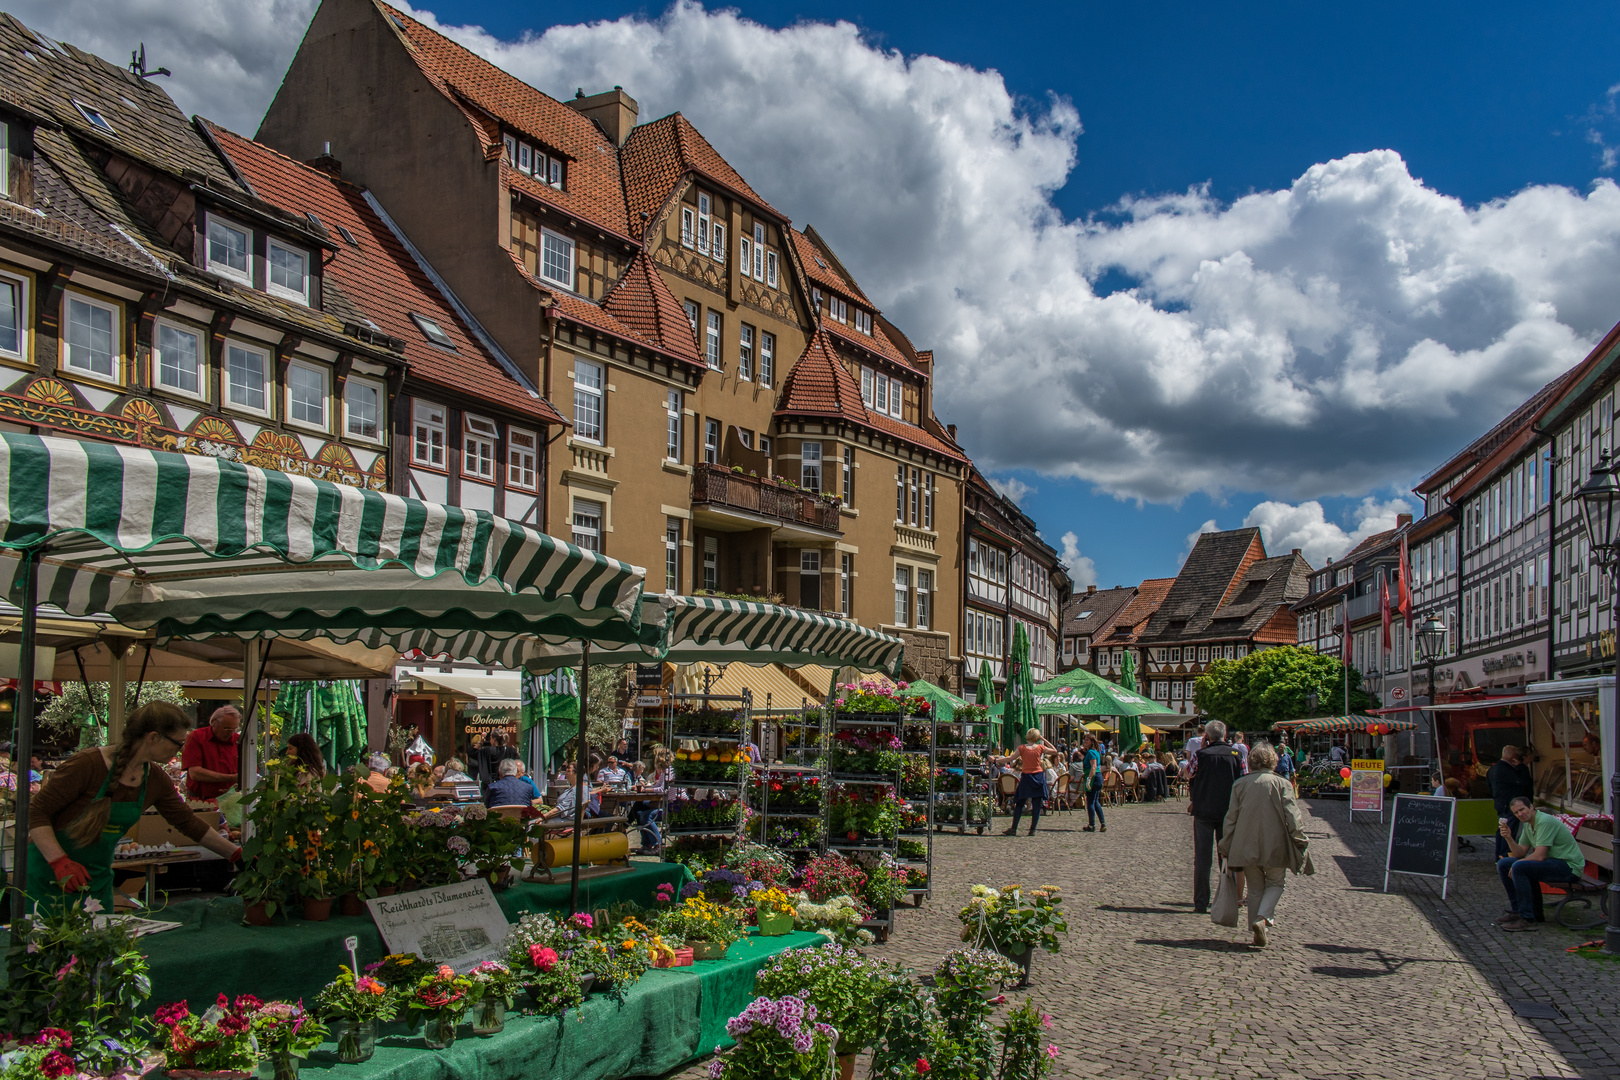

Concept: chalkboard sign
[[1384, 793, 1456, 898]]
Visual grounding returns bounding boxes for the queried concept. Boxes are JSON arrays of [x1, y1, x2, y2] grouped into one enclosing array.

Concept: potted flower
[[786, 893, 874, 947], [934, 949, 1020, 1002], [754, 944, 900, 1064], [656, 895, 742, 961], [749, 887, 796, 936], [799, 853, 867, 903], [464, 961, 518, 1035], [404, 966, 471, 1050], [503, 914, 589, 1011], [153, 996, 263, 1079], [705, 995, 839, 1080], [825, 728, 904, 775], [0, 1029, 85, 1080], [851, 853, 909, 916], [314, 967, 397, 1063], [251, 1000, 327, 1080], [957, 885, 1068, 986]]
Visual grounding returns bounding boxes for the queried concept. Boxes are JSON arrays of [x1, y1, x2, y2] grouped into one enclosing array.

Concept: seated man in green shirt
[[1496, 796, 1585, 931]]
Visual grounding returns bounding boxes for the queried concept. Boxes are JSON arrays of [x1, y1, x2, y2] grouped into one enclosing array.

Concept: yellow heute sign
[[1351, 759, 1384, 772]]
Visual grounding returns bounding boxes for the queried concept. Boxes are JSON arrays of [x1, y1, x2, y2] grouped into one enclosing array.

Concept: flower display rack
[[898, 716, 936, 903], [934, 708, 995, 836], [823, 704, 913, 943], [663, 691, 752, 862], [744, 762, 826, 855]]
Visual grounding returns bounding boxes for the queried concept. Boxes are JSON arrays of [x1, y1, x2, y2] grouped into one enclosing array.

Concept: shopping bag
[[1210, 866, 1243, 927]]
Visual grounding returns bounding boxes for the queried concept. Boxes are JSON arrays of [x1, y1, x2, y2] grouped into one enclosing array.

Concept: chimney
[[946, 423, 957, 440], [307, 141, 341, 177], [1291, 548, 1301, 557], [1086, 584, 1096, 595], [568, 86, 639, 147], [1397, 513, 1413, 528]]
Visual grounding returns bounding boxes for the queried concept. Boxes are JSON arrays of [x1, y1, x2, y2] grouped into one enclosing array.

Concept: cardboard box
[[123, 807, 224, 847]]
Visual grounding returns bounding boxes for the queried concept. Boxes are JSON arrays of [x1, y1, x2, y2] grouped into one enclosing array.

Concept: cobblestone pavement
[[664, 796, 1620, 1080]]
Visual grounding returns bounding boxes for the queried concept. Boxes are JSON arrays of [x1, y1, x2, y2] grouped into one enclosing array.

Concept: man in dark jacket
[[1188, 719, 1245, 913], [1486, 745, 1535, 857]]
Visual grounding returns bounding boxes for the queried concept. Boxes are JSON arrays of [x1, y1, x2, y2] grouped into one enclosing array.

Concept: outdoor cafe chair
[[1121, 768, 1140, 803], [997, 773, 1017, 812], [1101, 771, 1122, 806]]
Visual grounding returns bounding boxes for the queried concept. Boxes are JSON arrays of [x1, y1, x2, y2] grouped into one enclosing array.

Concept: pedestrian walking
[[996, 728, 1058, 836], [1080, 734, 1106, 833], [1188, 720, 1244, 914], [1233, 731, 1250, 774], [1217, 741, 1314, 946]]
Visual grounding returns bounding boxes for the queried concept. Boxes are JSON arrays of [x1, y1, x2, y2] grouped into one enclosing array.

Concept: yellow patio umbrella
[[1084, 721, 1108, 732]]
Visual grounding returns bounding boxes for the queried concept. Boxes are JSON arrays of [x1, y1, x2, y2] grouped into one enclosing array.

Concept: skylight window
[[73, 101, 115, 134], [1077, 611, 1093, 619], [411, 313, 456, 350], [305, 211, 326, 234], [336, 225, 359, 248]]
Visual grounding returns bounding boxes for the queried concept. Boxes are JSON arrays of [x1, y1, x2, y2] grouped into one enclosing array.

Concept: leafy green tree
[[1193, 646, 1375, 732], [36, 680, 190, 749]]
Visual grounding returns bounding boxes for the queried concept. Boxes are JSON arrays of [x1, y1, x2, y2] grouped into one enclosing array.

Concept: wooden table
[[112, 847, 213, 905]]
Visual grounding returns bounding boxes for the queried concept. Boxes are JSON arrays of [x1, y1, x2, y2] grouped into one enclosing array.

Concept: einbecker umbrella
[[1117, 650, 1144, 754], [1002, 623, 1038, 752], [907, 678, 967, 720], [975, 661, 997, 711]]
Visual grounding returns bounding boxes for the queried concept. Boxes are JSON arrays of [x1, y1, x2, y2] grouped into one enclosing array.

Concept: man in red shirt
[[182, 706, 241, 799]]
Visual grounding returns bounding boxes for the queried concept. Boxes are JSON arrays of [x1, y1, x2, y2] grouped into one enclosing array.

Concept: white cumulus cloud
[[1058, 531, 1096, 587], [989, 476, 1036, 507], [17, 1, 1620, 509], [1241, 497, 1414, 568]]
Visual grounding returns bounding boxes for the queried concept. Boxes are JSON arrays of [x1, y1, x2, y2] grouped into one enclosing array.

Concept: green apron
[[24, 762, 147, 916]]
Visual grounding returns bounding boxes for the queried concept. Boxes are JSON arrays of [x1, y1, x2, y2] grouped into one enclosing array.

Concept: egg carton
[[114, 842, 178, 859]]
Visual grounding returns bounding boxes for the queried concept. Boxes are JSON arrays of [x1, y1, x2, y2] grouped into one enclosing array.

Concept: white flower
[[83, 898, 104, 914]]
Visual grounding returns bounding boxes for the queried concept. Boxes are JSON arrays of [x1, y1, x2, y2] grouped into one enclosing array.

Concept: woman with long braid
[[26, 702, 241, 914]]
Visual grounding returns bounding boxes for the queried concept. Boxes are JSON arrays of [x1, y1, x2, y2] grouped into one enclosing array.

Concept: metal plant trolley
[[934, 706, 994, 835], [662, 691, 751, 864]]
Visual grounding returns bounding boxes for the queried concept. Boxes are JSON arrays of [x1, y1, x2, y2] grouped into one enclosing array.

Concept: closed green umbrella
[[1002, 623, 1038, 752], [274, 680, 367, 770], [976, 662, 997, 711], [1116, 650, 1143, 753]]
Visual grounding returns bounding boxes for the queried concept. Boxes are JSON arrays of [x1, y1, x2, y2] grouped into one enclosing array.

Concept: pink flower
[[39, 1049, 74, 1079], [1041, 1013, 1052, 1029], [916, 1058, 931, 1073], [1047, 1045, 1059, 1059], [571, 913, 593, 930], [437, 965, 455, 978], [529, 945, 559, 973], [53, 956, 78, 981]]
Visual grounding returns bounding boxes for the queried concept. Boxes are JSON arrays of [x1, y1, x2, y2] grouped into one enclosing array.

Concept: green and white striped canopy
[[524, 593, 904, 675], [1271, 714, 1416, 735], [0, 433, 646, 657]]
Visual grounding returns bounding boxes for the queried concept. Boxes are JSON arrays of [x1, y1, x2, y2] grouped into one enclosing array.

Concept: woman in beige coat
[[1217, 741, 1313, 946]]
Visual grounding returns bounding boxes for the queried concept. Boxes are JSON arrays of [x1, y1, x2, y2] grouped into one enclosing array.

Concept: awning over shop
[[525, 594, 905, 676], [1371, 697, 1528, 714], [404, 668, 523, 706], [1273, 714, 1417, 735], [680, 662, 819, 712]]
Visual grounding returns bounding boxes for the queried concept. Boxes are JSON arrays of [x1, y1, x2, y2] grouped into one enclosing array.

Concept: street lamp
[[1414, 613, 1449, 781], [1574, 450, 1620, 957]]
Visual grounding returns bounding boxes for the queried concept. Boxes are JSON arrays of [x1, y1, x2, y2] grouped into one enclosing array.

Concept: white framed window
[[835, 297, 848, 323], [841, 552, 853, 615], [518, 142, 533, 174], [683, 300, 699, 335], [908, 467, 920, 525], [573, 359, 603, 443], [922, 472, 933, 530], [681, 207, 695, 249], [896, 465, 905, 522], [267, 240, 310, 304], [462, 414, 497, 479], [874, 372, 888, 414], [206, 215, 252, 285], [854, 309, 873, 335], [224, 340, 269, 414], [916, 569, 931, 630], [0, 121, 9, 200], [861, 366, 874, 408], [508, 426, 538, 489], [759, 435, 772, 457], [62, 292, 118, 380], [711, 222, 725, 265], [703, 535, 718, 590], [801, 548, 821, 609], [842, 446, 854, 503], [411, 313, 457, 351], [665, 389, 682, 461], [548, 157, 563, 188], [738, 428, 753, 449], [738, 323, 754, 380], [572, 498, 603, 552], [760, 331, 775, 387], [802, 441, 822, 493], [285, 360, 328, 430], [413, 400, 446, 468], [540, 228, 574, 289], [888, 376, 903, 418], [344, 377, 382, 441], [0, 271, 25, 359], [894, 565, 911, 627], [766, 251, 778, 288], [664, 518, 681, 593], [753, 224, 766, 281], [739, 234, 751, 276], [705, 311, 722, 369], [154, 320, 203, 398], [503, 134, 518, 163], [704, 419, 720, 464], [697, 193, 711, 255]]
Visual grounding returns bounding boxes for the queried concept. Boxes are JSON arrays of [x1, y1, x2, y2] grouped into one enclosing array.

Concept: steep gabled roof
[[601, 251, 703, 367], [1093, 578, 1176, 647], [206, 122, 564, 423], [1204, 551, 1312, 639], [1416, 373, 1569, 495], [376, 2, 631, 235], [791, 227, 872, 307], [1142, 528, 1266, 643], [1063, 587, 1136, 636], [620, 112, 783, 231]]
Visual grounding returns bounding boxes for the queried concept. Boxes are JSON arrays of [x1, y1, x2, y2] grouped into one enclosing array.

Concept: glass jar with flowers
[[315, 966, 398, 1063], [405, 966, 471, 1050], [655, 895, 742, 961], [153, 995, 264, 1079], [704, 995, 839, 1080], [251, 1000, 327, 1080], [464, 961, 518, 1035], [749, 887, 797, 935]]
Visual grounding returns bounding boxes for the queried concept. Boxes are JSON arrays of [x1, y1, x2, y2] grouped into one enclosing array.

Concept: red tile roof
[[503, 246, 697, 367], [621, 113, 784, 231], [777, 324, 966, 461], [205, 122, 564, 424], [377, 2, 631, 236], [602, 251, 703, 367], [791, 228, 872, 306]]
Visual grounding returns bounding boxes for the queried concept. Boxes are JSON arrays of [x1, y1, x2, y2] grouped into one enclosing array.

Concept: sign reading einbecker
[[366, 880, 511, 973]]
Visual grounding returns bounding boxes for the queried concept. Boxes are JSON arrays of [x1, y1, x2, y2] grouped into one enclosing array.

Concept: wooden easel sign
[[1383, 793, 1456, 899]]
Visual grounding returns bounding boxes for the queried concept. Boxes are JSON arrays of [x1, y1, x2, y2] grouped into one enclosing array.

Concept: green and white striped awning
[[1271, 715, 1416, 735], [0, 433, 646, 657], [524, 593, 904, 676]]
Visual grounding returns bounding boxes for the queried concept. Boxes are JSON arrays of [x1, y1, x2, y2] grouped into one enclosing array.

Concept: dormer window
[[860, 367, 904, 419], [854, 309, 873, 335], [505, 134, 564, 189], [73, 100, 114, 134], [539, 228, 574, 289], [206, 215, 252, 285], [267, 240, 309, 305], [696, 193, 711, 255]]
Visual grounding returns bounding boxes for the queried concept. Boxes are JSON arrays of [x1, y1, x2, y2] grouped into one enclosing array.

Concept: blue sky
[[21, 0, 1620, 588]]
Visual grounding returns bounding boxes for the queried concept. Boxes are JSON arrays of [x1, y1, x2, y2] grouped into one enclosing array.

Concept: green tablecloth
[[137, 862, 695, 1009], [299, 931, 825, 1080]]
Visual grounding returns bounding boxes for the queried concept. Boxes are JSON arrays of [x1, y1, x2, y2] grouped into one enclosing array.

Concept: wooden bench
[[1547, 825, 1614, 930]]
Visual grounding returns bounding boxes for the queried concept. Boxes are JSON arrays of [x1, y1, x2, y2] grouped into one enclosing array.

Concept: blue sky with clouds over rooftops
[[22, 0, 1620, 587]]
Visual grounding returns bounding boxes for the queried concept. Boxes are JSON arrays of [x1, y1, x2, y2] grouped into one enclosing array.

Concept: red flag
[[1381, 576, 1392, 652], [1396, 535, 1412, 623]]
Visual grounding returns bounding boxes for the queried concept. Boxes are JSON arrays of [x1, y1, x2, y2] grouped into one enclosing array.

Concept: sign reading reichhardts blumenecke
[[366, 880, 511, 972], [1383, 793, 1456, 899]]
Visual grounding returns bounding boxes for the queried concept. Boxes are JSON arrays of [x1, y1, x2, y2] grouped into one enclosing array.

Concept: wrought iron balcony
[[692, 463, 843, 534]]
